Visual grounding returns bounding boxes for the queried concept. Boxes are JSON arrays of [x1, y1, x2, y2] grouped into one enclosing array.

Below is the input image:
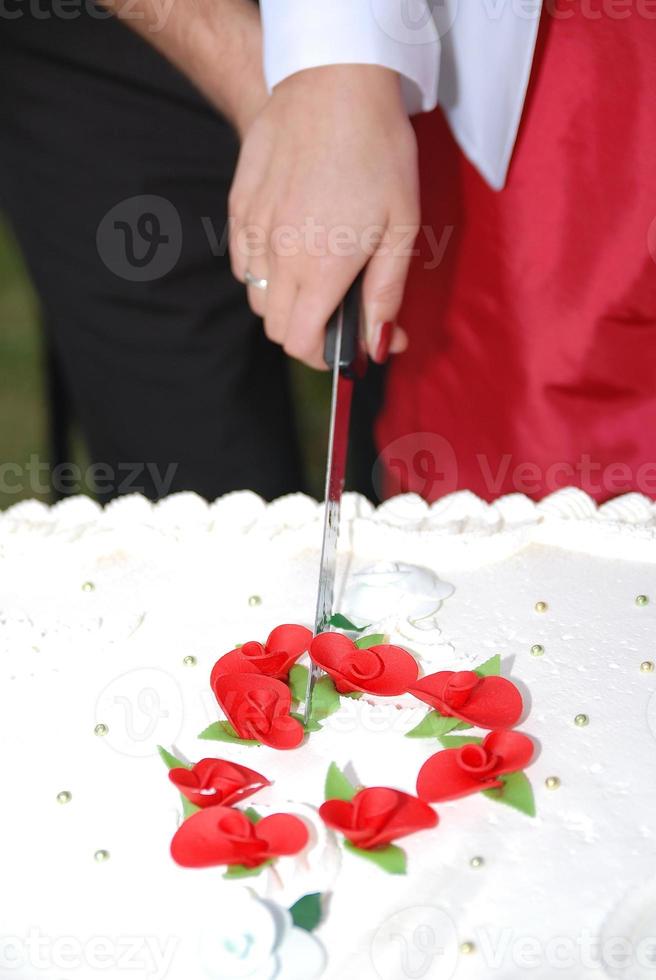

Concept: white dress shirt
[[260, 0, 543, 190]]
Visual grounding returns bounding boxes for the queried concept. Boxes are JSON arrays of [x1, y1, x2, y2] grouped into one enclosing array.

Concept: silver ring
[[244, 270, 268, 291]]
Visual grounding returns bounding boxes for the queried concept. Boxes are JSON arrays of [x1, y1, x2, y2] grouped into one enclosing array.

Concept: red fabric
[[378, 2, 656, 503]]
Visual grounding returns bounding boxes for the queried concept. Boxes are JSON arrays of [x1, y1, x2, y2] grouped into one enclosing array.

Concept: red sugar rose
[[211, 624, 313, 684], [309, 633, 419, 696], [416, 730, 535, 803], [409, 670, 523, 729], [171, 806, 309, 869], [213, 673, 304, 750], [319, 787, 437, 850], [169, 759, 270, 810]]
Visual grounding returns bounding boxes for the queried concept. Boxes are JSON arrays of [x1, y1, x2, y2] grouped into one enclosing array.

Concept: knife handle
[[324, 272, 366, 379]]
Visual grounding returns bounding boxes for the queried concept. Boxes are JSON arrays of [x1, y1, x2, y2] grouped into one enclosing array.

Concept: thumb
[[362, 224, 415, 363]]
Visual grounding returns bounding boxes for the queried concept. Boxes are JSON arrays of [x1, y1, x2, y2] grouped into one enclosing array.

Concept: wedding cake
[[2, 487, 656, 980]]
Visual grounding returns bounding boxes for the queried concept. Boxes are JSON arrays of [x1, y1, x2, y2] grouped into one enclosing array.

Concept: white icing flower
[[342, 561, 454, 629], [199, 889, 326, 980]]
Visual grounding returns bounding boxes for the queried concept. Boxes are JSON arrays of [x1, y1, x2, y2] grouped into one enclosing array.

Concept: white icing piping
[[1, 488, 655, 564]]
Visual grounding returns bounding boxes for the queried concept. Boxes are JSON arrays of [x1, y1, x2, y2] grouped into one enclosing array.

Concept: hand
[[229, 65, 420, 369]]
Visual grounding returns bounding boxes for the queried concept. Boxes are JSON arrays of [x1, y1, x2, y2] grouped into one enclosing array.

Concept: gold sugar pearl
[[460, 942, 476, 956], [94, 850, 110, 863], [470, 856, 485, 869], [182, 656, 197, 667], [248, 595, 262, 607], [640, 661, 655, 673], [56, 791, 72, 805], [534, 601, 549, 613], [530, 644, 545, 657], [81, 581, 95, 593], [545, 776, 561, 790], [94, 723, 109, 737], [636, 595, 650, 607], [574, 714, 589, 727]]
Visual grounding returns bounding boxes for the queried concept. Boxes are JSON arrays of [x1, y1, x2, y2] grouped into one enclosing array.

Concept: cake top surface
[[2, 488, 656, 980]]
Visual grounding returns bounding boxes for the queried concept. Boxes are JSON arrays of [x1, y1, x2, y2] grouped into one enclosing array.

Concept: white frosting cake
[[2, 488, 656, 980]]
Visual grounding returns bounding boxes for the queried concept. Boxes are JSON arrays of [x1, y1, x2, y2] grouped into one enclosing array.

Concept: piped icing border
[[2, 487, 655, 564]]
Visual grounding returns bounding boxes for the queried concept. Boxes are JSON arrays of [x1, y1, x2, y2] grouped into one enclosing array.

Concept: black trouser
[[0, 6, 305, 502]]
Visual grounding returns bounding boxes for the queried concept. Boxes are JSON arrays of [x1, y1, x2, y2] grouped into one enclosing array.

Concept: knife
[[303, 274, 365, 726]]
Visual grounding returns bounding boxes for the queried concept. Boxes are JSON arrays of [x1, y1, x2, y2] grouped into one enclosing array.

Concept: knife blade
[[303, 275, 365, 726]]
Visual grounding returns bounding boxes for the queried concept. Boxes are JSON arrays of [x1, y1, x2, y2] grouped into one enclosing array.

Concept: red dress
[[377, 2, 656, 503]]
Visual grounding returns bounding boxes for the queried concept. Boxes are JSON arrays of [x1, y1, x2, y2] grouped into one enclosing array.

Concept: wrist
[[183, 0, 267, 135], [275, 64, 406, 116]]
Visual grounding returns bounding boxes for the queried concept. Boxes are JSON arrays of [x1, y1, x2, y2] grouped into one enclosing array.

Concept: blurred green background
[[0, 216, 331, 511], [0, 217, 46, 511]]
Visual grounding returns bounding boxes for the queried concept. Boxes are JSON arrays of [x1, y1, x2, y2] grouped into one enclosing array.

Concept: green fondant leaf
[[157, 747, 198, 819], [289, 893, 323, 932], [342, 691, 363, 700], [344, 840, 407, 875], [198, 721, 260, 747], [328, 614, 370, 632], [438, 734, 483, 749], [325, 762, 356, 802], [181, 797, 201, 820], [295, 714, 323, 733], [289, 664, 309, 703], [476, 654, 502, 678], [157, 746, 190, 771], [355, 634, 386, 649], [483, 771, 536, 817], [309, 675, 341, 724], [405, 712, 462, 739], [244, 807, 261, 824], [223, 860, 271, 880]]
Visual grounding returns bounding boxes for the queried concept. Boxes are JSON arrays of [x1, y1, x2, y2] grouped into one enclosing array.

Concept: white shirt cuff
[[260, 0, 441, 115]]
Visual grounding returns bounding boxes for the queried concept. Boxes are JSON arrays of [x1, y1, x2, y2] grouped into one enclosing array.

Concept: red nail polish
[[373, 322, 393, 364]]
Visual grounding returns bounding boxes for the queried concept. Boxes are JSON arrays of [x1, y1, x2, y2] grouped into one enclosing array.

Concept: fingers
[[264, 256, 298, 346], [281, 260, 359, 371], [244, 258, 269, 318], [228, 134, 268, 289], [232, 212, 416, 369], [362, 213, 419, 364]]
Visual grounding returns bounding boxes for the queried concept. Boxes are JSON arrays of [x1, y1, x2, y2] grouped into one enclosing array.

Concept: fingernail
[[372, 322, 393, 365]]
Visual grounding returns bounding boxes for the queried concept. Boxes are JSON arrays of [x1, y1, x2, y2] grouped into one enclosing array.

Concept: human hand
[[229, 65, 420, 369]]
